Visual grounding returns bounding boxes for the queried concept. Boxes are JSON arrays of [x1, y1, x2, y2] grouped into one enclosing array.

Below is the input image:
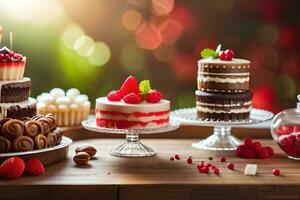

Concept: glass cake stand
[[171, 108, 274, 151], [82, 118, 180, 157]]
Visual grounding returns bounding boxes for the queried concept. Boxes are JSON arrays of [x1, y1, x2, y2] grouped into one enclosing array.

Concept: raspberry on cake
[[197, 44, 252, 121], [0, 47, 26, 81], [96, 76, 170, 129]]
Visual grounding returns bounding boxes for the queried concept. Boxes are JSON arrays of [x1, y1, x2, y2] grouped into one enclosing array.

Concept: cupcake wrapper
[[37, 107, 90, 127], [0, 61, 26, 80]]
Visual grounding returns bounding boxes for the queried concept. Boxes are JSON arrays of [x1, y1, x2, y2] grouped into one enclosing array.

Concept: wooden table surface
[[1, 136, 300, 200]]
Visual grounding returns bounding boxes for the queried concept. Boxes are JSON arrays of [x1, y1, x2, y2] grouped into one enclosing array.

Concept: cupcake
[[36, 88, 91, 126], [0, 47, 26, 80]]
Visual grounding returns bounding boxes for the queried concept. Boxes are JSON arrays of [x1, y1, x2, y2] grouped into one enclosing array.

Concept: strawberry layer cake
[[96, 76, 170, 129]]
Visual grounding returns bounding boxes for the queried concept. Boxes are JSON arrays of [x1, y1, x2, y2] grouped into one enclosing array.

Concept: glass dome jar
[[271, 95, 300, 160]]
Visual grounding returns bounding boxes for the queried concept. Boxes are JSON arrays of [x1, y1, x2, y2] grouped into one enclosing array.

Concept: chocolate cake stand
[[171, 108, 273, 151], [82, 118, 180, 157]]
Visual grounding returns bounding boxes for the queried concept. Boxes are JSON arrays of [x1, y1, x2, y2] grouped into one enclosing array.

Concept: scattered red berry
[[219, 51, 226, 60], [197, 162, 204, 170], [174, 154, 180, 160], [199, 166, 209, 173], [224, 49, 235, 60], [213, 167, 219, 175], [123, 93, 142, 104], [0, 157, 25, 179], [220, 156, 226, 162], [25, 158, 45, 176], [170, 157, 175, 161], [146, 90, 162, 103], [187, 156, 193, 164], [272, 169, 280, 176], [119, 76, 140, 97], [204, 163, 212, 168], [211, 165, 216, 170], [107, 90, 122, 101], [227, 162, 234, 170]]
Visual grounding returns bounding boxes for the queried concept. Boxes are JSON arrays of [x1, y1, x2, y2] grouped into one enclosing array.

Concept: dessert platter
[[0, 32, 72, 165], [171, 45, 274, 151], [82, 76, 180, 157]]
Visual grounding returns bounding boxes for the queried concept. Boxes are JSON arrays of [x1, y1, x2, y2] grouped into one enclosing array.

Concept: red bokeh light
[[277, 26, 299, 49], [170, 6, 194, 30], [171, 53, 197, 82], [252, 85, 276, 112], [135, 22, 162, 50], [158, 18, 183, 44]]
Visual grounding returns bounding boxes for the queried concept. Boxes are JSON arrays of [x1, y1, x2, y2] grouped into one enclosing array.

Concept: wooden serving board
[[0, 136, 72, 166]]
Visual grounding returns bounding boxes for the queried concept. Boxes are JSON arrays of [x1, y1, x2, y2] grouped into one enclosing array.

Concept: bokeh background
[[0, 0, 299, 113]]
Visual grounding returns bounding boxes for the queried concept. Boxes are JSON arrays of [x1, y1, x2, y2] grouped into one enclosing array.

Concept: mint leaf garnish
[[139, 80, 151, 95], [213, 44, 222, 58], [200, 48, 215, 59]]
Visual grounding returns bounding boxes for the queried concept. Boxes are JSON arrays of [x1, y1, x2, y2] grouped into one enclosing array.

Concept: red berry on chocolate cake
[[197, 44, 252, 121]]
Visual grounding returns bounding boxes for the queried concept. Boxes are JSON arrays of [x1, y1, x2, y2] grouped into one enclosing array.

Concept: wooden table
[[1, 136, 300, 200]]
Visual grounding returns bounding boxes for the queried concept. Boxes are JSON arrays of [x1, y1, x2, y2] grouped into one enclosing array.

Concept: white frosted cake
[[96, 76, 170, 129], [96, 97, 170, 129]]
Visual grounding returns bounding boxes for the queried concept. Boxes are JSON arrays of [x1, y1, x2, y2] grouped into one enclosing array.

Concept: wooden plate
[[0, 136, 72, 166]]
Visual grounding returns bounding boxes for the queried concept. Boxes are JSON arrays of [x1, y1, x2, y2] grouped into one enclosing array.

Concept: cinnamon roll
[[12, 136, 34, 152], [34, 134, 48, 149], [0, 136, 11, 153], [2, 119, 24, 140], [24, 120, 44, 138]]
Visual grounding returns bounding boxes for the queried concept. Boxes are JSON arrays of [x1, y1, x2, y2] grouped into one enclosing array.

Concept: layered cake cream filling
[[196, 104, 252, 114], [96, 97, 170, 129], [0, 59, 26, 80], [0, 97, 36, 119], [197, 76, 249, 83]]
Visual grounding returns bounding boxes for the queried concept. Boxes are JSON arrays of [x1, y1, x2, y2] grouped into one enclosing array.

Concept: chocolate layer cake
[[0, 98, 36, 119], [196, 90, 252, 121], [0, 78, 31, 103], [197, 58, 250, 93]]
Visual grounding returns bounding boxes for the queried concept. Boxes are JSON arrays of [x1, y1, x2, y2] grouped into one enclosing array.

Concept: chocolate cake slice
[[0, 78, 31, 103], [0, 98, 36, 119], [196, 90, 252, 121]]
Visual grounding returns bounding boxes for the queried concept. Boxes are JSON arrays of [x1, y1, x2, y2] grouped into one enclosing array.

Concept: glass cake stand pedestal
[[82, 118, 180, 157], [171, 108, 274, 151]]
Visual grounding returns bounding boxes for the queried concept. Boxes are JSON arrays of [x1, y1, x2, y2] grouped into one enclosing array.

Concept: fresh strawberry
[[119, 76, 139, 97], [107, 90, 122, 101], [123, 93, 142, 104], [25, 158, 45, 176], [146, 90, 162, 103], [0, 157, 25, 179]]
